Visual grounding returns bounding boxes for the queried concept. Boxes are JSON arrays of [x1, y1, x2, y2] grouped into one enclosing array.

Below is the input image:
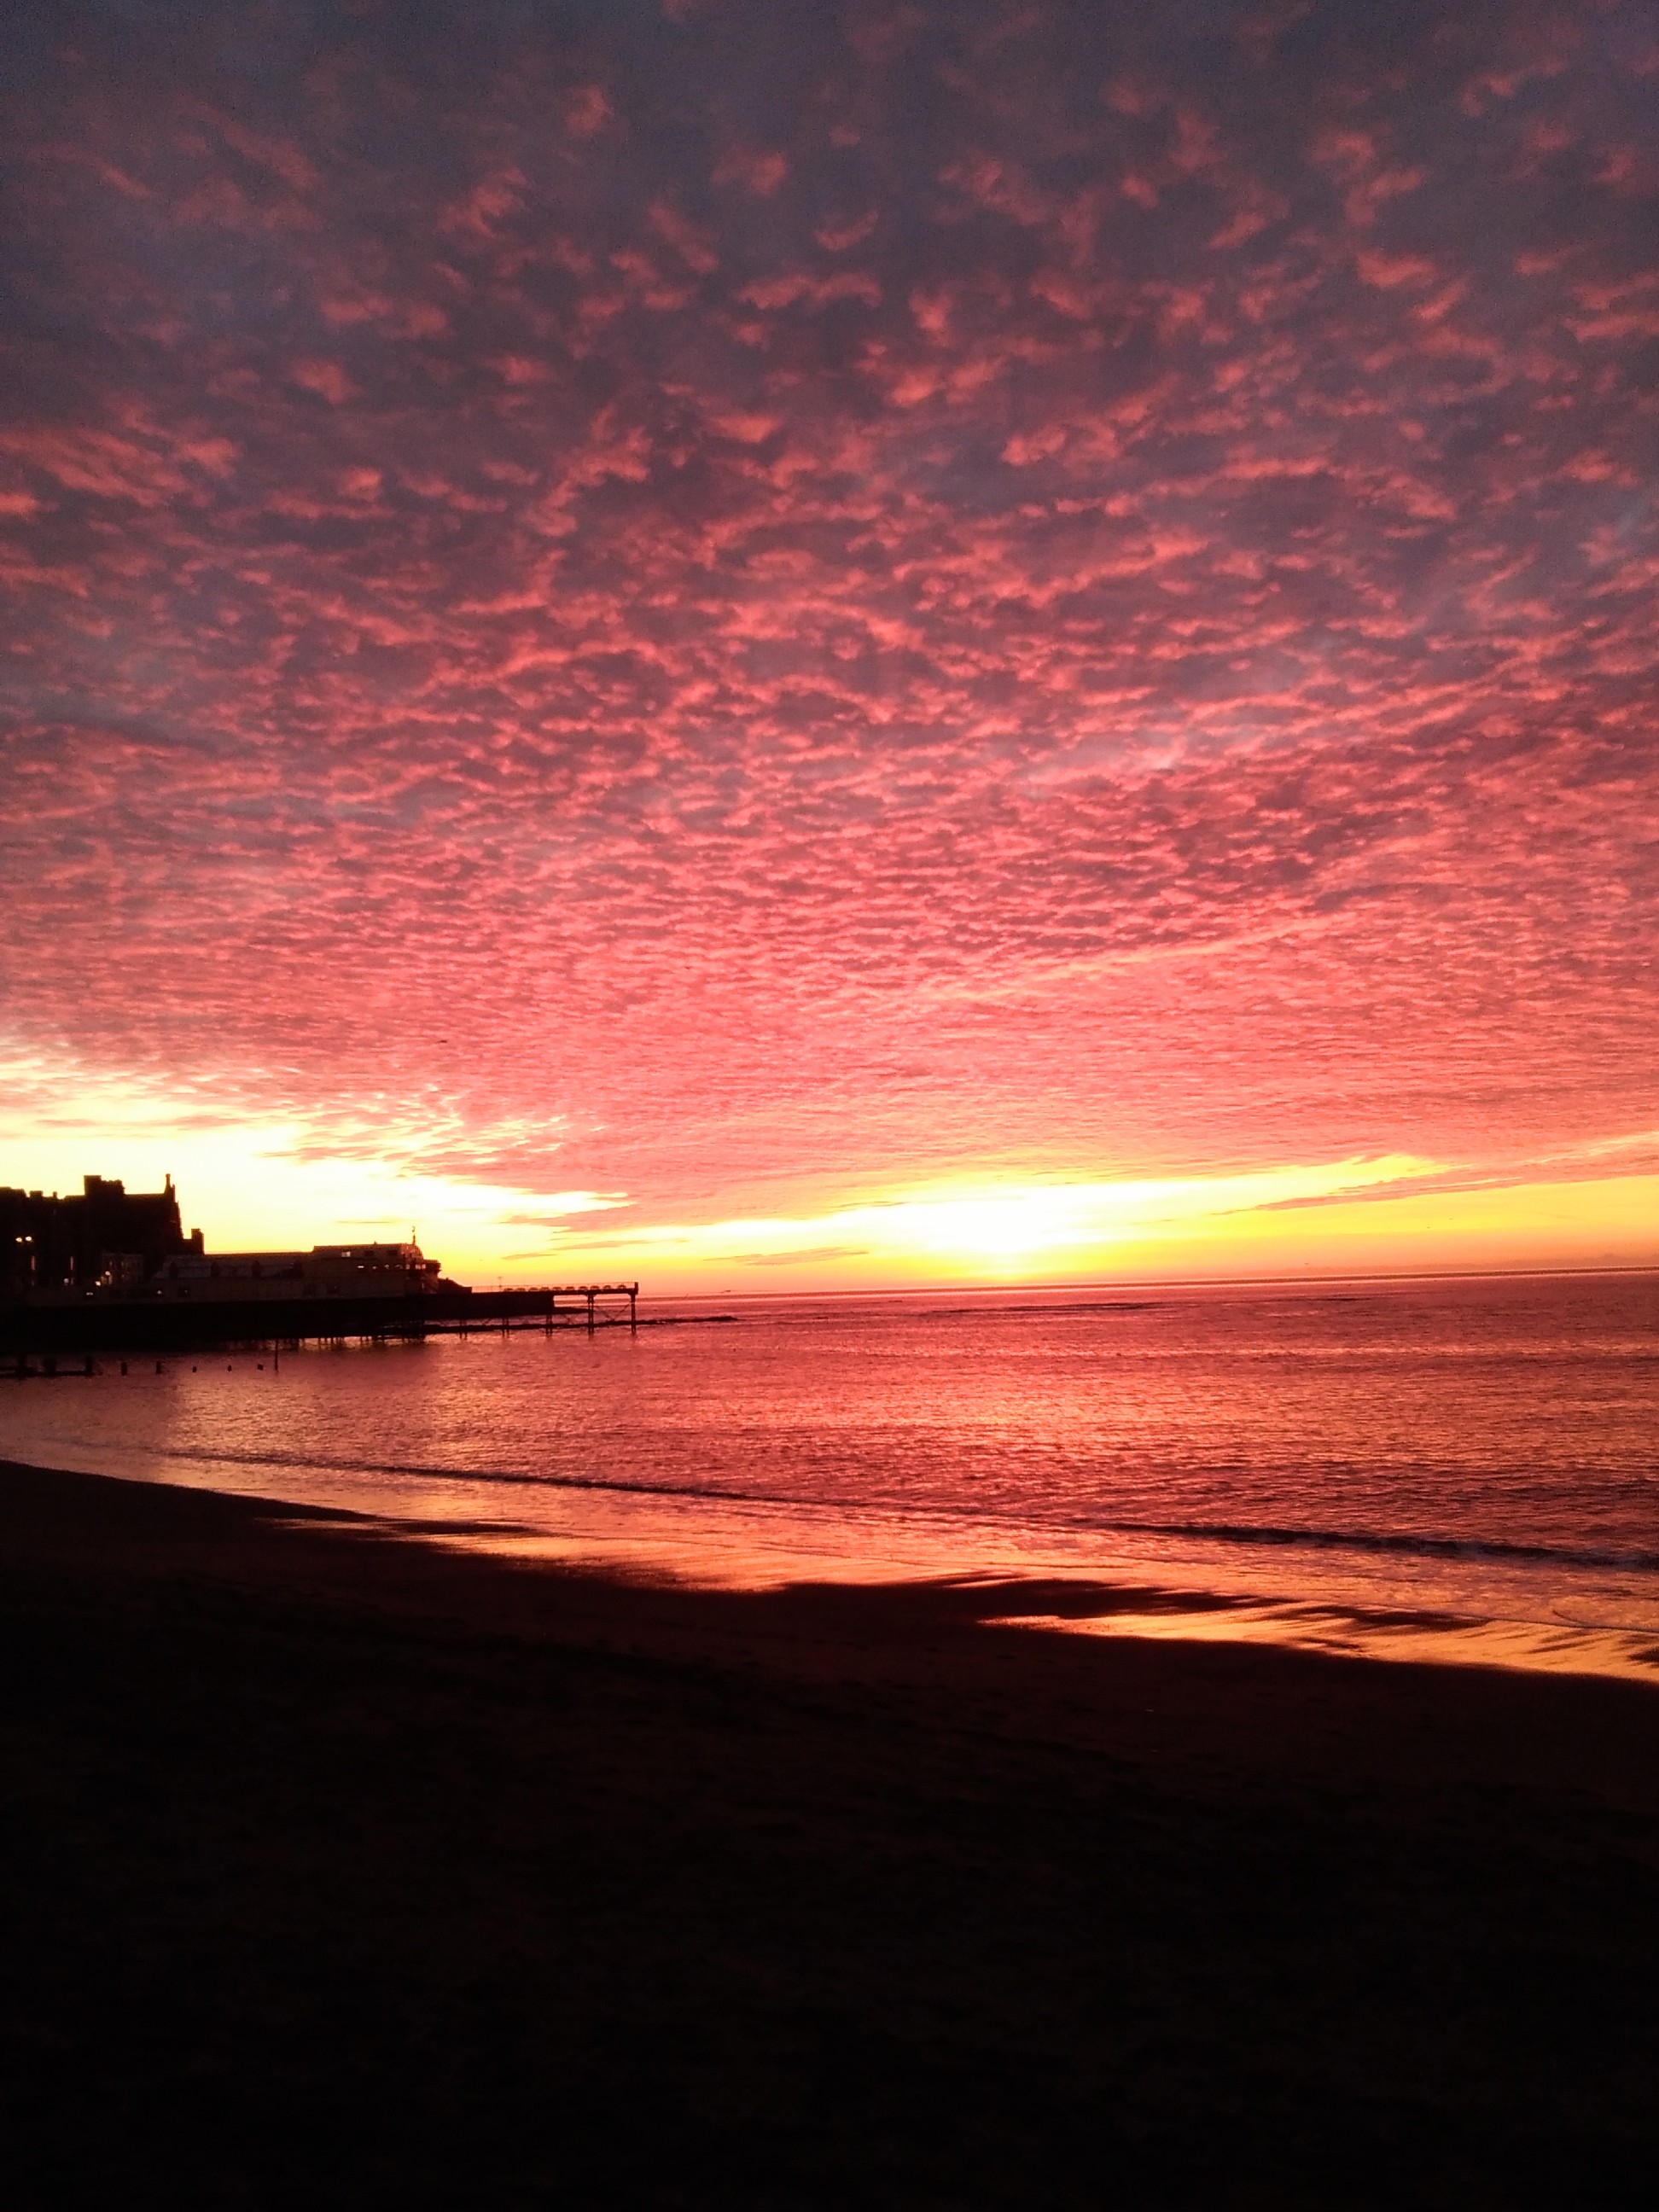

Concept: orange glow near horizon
[[523, 1168, 1659, 1293], [3, 1087, 1652, 1295]]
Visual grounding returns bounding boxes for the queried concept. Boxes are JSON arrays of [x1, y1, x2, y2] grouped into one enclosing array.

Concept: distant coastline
[[652, 1260, 1659, 1303]]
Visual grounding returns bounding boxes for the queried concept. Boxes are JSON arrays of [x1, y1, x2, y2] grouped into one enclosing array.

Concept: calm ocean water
[[5, 1271, 1656, 1680]]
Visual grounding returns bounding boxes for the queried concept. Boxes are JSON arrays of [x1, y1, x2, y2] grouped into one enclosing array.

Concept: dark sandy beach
[[3, 1458, 1656, 2209]]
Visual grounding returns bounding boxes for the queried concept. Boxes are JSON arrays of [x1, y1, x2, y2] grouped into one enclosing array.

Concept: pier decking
[[1, 1284, 641, 1362]]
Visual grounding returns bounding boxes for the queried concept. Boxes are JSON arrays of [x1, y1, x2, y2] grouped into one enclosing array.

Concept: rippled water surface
[[5, 1272, 1656, 1678]]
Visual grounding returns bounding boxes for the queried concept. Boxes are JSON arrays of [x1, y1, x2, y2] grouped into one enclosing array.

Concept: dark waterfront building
[[3, 1173, 635, 1356], [0, 1175, 197, 1299], [1, 1173, 446, 1307]]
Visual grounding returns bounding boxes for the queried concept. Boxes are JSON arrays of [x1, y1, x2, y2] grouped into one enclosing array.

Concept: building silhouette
[[0, 1175, 198, 1300]]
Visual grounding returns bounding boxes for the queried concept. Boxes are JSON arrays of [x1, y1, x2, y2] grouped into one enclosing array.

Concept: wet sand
[[3, 1457, 1657, 2208]]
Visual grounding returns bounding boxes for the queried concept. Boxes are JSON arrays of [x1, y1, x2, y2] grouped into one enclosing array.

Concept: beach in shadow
[[3, 1456, 1657, 2207]]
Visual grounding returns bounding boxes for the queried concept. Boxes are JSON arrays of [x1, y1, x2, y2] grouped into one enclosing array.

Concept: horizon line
[[632, 1260, 1659, 1304]]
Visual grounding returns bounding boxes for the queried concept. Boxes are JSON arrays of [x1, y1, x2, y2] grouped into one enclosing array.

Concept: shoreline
[[4, 1454, 1658, 2204], [4, 1449, 1656, 1777], [9, 1429, 1657, 1687]]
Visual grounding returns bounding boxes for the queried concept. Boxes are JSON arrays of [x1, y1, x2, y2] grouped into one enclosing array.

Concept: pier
[[438, 1284, 641, 1336], [1, 1284, 641, 1362], [3, 1174, 651, 1366]]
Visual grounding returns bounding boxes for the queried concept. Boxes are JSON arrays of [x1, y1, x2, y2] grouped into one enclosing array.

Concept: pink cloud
[[288, 359, 358, 405], [713, 146, 789, 197], [0, 0, 1653, 1229]]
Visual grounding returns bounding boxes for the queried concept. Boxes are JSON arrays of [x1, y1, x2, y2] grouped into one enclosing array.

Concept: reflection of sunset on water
[[7, 1274, 1656, 1683]]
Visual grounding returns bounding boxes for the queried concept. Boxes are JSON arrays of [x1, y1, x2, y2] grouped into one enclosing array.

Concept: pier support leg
[[629, 1288, 637, 1332], [586, 1290, 596, 1335]]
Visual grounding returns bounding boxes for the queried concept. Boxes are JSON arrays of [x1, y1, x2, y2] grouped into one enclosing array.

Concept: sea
[[5, 1270, 1656, 1681]]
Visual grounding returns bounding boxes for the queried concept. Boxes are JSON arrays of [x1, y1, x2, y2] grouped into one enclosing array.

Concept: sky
[[3, 0, 1656, 1290]]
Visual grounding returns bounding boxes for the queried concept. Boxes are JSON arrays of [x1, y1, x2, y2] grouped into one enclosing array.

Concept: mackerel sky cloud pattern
[[3, 1, 1656, 1236]]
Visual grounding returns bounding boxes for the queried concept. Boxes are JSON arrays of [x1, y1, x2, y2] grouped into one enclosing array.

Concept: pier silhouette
[[3, 1173, 639, 1362]]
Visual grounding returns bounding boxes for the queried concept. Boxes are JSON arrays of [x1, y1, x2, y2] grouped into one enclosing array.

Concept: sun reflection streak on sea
[[3, 1272, 1656, 1680]]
